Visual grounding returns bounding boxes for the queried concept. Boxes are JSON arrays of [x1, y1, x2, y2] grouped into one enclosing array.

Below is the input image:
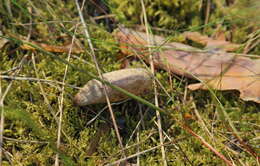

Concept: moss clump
[[109, 0, 202, 29]]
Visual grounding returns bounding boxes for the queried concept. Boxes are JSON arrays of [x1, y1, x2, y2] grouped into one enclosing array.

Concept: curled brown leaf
[[21, 40, 84, 54]]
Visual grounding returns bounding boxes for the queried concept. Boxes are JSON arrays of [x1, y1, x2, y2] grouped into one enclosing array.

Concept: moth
[[74, 68, 153, 106]]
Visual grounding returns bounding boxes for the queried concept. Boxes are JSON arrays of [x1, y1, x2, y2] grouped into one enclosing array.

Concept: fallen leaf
[[21, 40, 84, 54], [74, 68, 152, 106], [7, 33, 84, 54], [114, 28, 260, 103]]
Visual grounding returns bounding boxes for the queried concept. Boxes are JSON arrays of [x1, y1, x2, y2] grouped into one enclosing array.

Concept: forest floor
[[0, 0, 259, 165]]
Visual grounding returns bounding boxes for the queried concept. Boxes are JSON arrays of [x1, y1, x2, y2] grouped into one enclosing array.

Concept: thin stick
[[140, 0, 167, 165], [3, 136, 48, 144], [204, 0, 211, 32], [182, 124, 234, 166], [0, 78, 3, 166], [107, 141, 173, 166], [0, 75, 79, 89], [54, 24, 78, 166], [192, 100, 214, 139], [125, 107, 149, 146], [137, 126, 140, 166], [0, 55, 27, 166], [75, 0, 126, 158]]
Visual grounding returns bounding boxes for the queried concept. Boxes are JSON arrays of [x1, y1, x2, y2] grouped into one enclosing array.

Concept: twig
[[0, 80, 3, 166], [55, 24, 78, 166], [137, 128, 140, 166], [153, 120, 193, 165], [125, 107, 150, 146], [136, 106, 142, 166], [75, 0, 126, 159], [0, 75, 80, 89], [0, 66, 20, 74], [3, 136, 48, 144], [204, 0, 211, 32], [31, 54, 58, 122], [192, 100, 214, 139], [182, 124, 234, 166], [92, 14, 115, 20], [86, 100, 129, 126], [0, 55, 27, 166], [228, 128, 260, 163], [2, 148, 14, 166], [243, 32, 260, 54], [106, 141, 173, 166], [140, 0, 167, 165]]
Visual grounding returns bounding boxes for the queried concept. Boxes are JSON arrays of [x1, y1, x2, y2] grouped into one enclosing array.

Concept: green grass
[[0, 0, 259, 165]]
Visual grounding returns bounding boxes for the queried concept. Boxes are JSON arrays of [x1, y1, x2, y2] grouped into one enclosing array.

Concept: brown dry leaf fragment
[[74, 68, 153, 106], [7, 32, 84, 54], [114, 28, 260, 103], [183, 31, 241, 52], [21, 40, 84, 54]]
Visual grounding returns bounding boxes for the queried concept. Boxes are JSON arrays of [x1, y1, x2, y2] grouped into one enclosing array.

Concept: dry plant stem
[[137, 104, 142, 166], [243, 32, 260, 54], [139, 104, 145, 129], [125, 107, 149, 146], [140, 0, 167, 165], [227, 127, 260, 162], [26, 7, 33, 41], [244, 38, 260, 54], [152, 118, 193, 165], [0, 55, 27, 166], [5, 0, 12, 18], [0, 80, 3, 166], [31, 54, 61, 125], [204, 0, 211, 32], [192, 101, 214, 139], [54, 25, 78, 166], [86, 100, 128, 126], [107, 141, 173, 166], [3, 136, 48, 144], [106, 131, 156, 162], [182, 124, 234, 166], [75, 0, 126, 157], [0, 75, 79, 89], [137, 128, 140, 166], [2, 148, 13, 166]]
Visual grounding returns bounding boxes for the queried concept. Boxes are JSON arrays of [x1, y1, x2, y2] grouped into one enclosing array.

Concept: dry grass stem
[[0, 55, 28, 165], [140, 0, 167, 165], [75, 0, 126, 159], [54, 24, 78, 166]]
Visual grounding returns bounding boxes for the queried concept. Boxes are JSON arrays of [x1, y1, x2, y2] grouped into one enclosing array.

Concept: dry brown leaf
[[7, 33, 84, 54], [183, 31, 241, 52], [114, 28, 260, 103], [21, 40, 84, 54], [74, 68, 152, 106]]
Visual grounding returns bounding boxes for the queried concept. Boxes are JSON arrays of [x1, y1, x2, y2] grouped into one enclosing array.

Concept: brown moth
[[74, 68, 153, 106]]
